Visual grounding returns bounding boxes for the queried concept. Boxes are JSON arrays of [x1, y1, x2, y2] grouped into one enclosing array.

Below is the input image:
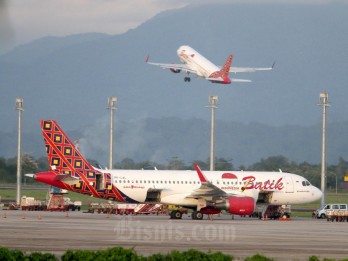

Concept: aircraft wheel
[[192, 211, 203, 220], [195, 211, 203, 220], [174, 210, 182, 219]]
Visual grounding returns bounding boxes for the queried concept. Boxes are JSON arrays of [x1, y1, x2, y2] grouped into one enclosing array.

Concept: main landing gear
[[184, 76, 191, 82], [170, 210, 204, 220], [170, 210, 183, 219], [191, 210, 203, 220]]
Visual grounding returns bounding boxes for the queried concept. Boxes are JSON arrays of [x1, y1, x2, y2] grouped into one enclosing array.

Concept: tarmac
[[0, 210, 347, 260]]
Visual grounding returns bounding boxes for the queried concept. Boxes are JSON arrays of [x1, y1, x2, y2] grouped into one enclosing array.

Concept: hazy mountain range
[[0, 3, 347, 166]]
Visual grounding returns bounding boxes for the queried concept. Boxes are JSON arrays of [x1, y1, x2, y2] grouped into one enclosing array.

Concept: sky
[[0, 0, 340, 54], [0, 0, 187, 54]]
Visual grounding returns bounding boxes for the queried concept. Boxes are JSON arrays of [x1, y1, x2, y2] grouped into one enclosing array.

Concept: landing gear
[[184, 77, 191, 82], [170, 210, 183, 219], [191, 210, 203, 220]]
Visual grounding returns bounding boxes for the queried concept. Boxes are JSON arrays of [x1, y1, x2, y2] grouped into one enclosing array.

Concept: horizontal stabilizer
[[55, 174, 80, 185], [232, 78, 252, 83]]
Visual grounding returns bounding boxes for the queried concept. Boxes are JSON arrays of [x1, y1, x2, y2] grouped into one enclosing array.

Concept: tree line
[[0, 154, 347, 190]]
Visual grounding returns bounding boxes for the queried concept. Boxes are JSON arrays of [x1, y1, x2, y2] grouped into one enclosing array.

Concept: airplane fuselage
[[105, 169, 322, 206], [177, 45, 219, 78]]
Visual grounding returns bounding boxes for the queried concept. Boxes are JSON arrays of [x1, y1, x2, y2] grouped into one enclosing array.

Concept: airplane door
[[284, 176, 294, 193]]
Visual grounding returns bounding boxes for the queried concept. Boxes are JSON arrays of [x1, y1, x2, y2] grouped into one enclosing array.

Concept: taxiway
[[0, 210, 347, 260]]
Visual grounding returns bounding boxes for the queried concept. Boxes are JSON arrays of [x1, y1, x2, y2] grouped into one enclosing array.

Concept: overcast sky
[[0, 0, 187, 54], [0, 0, 341, 54]]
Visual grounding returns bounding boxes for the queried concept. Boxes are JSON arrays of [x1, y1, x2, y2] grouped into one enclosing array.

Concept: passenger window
[[169, 181, 171, 184], [333, 205, 339, 209], [340, 205, 346, 209], [302, 181, 306, 186]]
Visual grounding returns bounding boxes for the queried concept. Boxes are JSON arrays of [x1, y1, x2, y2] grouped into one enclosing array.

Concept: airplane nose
[[313, 187, 323, 201]]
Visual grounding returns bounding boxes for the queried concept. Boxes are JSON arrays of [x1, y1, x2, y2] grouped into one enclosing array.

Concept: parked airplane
[[27, 120, 322, 220], [146, 45, 274, 84]]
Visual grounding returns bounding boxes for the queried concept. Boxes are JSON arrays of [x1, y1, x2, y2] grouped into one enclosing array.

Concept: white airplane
[[28, 120, 322, 220], [146, 45, 275, 84]]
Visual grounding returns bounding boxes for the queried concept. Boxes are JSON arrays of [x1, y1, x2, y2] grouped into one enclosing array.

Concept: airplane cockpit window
[[302, 180, 311, 186]]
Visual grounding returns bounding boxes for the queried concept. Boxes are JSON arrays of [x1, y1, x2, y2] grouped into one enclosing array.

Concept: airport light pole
[[16, 98, 24, 205], [107, 96, 117, 170], [207, 96, 218, 171], [318, 92, 329, 207]]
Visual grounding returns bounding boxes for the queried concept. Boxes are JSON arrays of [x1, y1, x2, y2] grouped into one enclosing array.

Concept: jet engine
[[215, 196, 255, 215], [170, 68, 181, 73]]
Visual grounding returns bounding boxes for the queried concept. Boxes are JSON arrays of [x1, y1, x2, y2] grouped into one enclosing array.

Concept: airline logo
[[242, 176, 284, 191]]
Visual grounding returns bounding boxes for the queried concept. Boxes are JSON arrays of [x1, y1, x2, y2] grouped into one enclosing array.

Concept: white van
[[316, 204, 348, 219]]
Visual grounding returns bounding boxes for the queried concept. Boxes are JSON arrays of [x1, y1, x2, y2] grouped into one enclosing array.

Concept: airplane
[[27, 120, 322, 220], [146, 45, 275, 84]]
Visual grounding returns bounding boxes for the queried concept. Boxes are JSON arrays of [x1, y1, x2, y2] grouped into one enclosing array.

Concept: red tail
[[35, 120, 125, 201], [208, 55, 233, 84]]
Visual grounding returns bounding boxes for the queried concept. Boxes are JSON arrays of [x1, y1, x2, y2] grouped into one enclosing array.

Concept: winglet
[[271, 61, 276, 69], [194, 163, 208, 183], [145, 55, 149, 63]]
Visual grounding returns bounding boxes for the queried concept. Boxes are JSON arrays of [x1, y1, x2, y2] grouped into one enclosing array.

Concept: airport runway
[[0, 210, 347, 260]]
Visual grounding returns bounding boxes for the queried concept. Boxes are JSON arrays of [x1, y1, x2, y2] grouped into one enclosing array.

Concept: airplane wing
[[229, 62, 275, 73], [146, 56, 197, 74], [147, 62, 197, 74], [185, 164, 230, 198], [186, 164, 257, 199]]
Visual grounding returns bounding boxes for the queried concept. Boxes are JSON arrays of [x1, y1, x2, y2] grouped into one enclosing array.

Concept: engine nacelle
[[215, 196, 255, 215], [170, 68, 181, 73]]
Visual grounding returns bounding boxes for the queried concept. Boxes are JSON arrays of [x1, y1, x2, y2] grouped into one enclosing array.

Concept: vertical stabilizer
[[208, 55, 233, 84], [39, 120, 125, 201]]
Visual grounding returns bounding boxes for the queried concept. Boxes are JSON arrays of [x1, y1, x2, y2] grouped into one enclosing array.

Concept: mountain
[[0, 3, 347, 165]]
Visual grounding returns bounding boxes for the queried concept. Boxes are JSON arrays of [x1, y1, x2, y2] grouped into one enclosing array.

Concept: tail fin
[[220, 54, 233, 78], [41, 120, 94, 174], [207, 55, 233, 84], [39, 120, 125, 201]]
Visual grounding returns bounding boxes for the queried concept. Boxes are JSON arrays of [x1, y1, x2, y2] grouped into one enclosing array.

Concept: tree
[[215, 157, 233, 171]]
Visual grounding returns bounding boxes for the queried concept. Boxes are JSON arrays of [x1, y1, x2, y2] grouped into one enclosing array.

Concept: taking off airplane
[[146, 45, 274, 84], [28, 120, 322, 220]]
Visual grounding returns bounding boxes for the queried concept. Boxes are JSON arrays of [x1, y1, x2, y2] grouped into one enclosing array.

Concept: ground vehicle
[[258, 205, 291, 220], [326, 209, 348, 222], [316, 204, 348, 219]]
